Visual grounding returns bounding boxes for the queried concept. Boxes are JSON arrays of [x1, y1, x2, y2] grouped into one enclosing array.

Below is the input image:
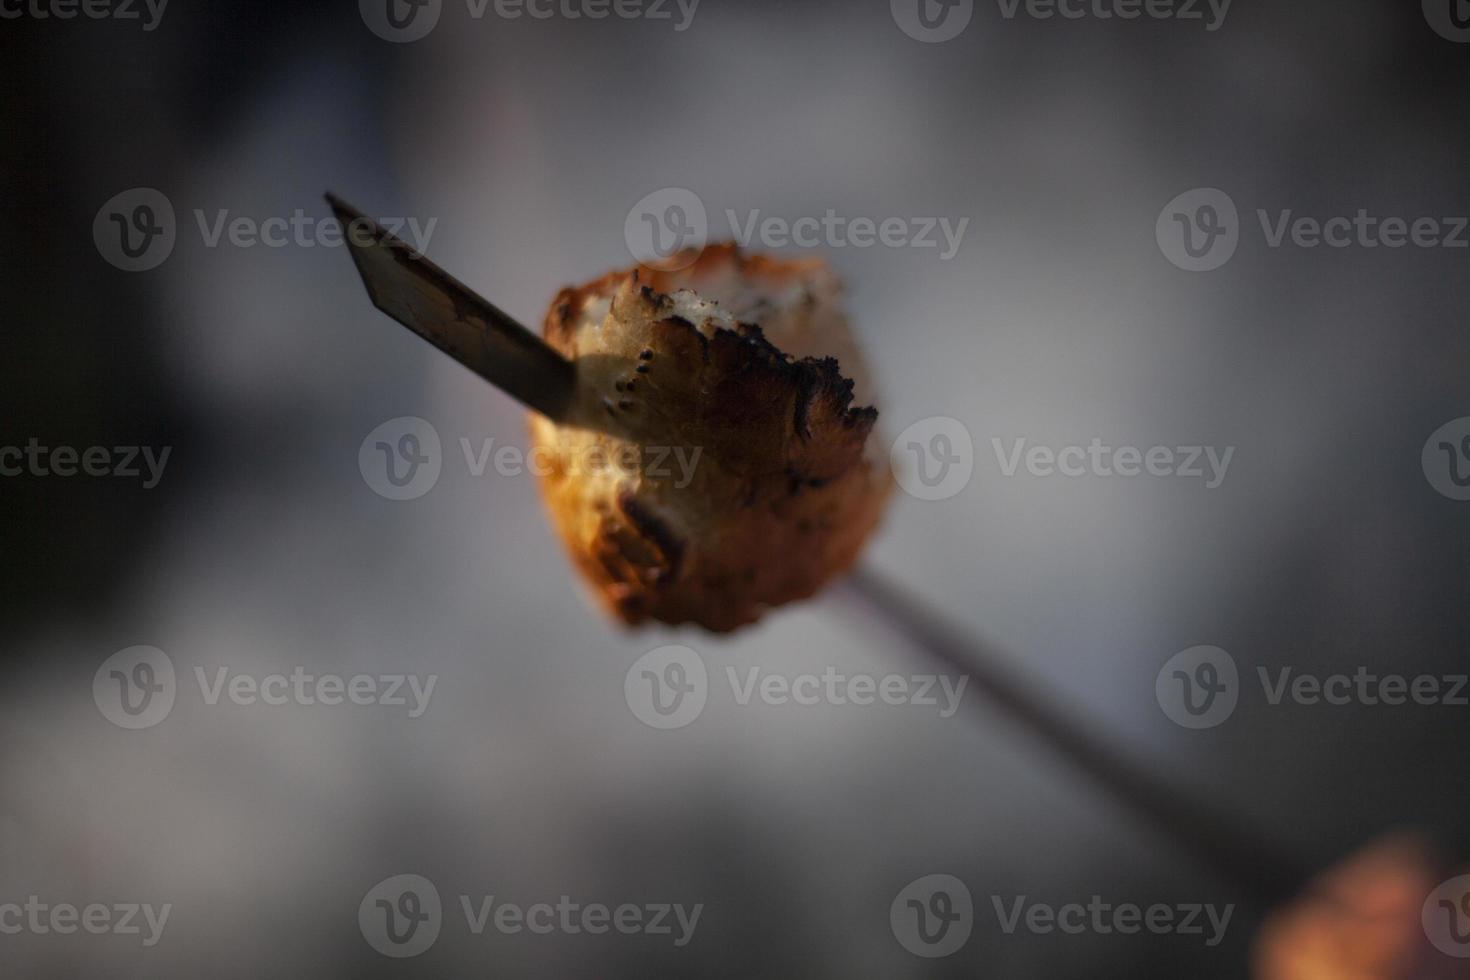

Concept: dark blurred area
[[2, 0, 1468, 976]]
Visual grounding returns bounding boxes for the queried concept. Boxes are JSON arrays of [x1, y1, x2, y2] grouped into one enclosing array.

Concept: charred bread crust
[[529, 243, 890, 632]]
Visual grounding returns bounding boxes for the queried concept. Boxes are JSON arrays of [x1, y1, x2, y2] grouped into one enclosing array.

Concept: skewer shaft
[[839, 564, 1317, 908], [327, 193, 577, 421]]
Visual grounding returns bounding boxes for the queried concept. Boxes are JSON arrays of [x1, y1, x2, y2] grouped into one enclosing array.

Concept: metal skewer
[[835, 566, 1319, 907], [329, 192, 1320, 911], [326, 193, 576, 422]]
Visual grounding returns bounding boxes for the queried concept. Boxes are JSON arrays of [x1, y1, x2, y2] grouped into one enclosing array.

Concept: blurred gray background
[[3, 0, 1469, 975]]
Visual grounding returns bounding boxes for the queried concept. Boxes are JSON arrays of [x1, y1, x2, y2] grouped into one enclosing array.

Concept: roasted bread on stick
[[529, 244, 890, 632]]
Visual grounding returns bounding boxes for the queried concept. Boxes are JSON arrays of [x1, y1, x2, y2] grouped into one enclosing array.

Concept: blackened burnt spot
[[734, 321, 766, 342], [544, 288, 584, 348], [657, 315, 710, 362], [792, 379, 815, 441], [784, 466, 830, 492], [639, 285, 673, 313], [616, 491, 685, 586]]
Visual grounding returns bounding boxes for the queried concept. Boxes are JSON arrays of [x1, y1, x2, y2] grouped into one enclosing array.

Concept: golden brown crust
[[529, 244, 890, 632]]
